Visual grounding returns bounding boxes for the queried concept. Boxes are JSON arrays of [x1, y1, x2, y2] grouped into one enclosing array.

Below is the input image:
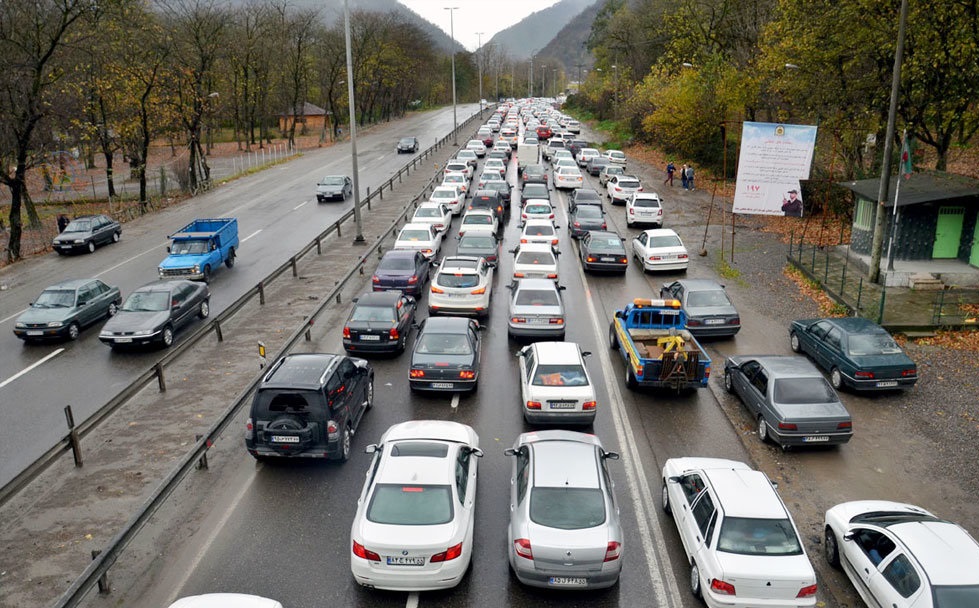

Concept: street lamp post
[[344, 0, 365, 244], [611, 64, 618, 118], [445, 7, 459, 145], [476, 32, 483, 113]]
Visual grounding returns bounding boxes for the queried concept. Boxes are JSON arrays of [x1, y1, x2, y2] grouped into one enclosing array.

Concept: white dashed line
[[451, 393, 460, 410], [0, 348, 65, 389], [241, 230, 262, 243], [293, 201, 308, 210]]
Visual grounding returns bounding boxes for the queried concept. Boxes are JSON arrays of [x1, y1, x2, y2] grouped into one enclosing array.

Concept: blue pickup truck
[[609, 298, 711, 390], [159, 218, 239, 283]]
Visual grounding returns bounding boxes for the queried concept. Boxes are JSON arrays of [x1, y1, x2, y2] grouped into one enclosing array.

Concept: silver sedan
[[504, 430, 623, 589]]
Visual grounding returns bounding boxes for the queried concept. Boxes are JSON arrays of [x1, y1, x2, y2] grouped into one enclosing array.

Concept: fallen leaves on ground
[[783, 266, 846, 317], [912, 330, 979, 351]]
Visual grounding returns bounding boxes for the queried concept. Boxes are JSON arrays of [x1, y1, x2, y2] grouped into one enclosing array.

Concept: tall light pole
[[475, 32, 483, 113], [528, 55, 534, 97], [343, 0, 365, 244], [611, 64, 619, 118], [444, 7, 459, 144]]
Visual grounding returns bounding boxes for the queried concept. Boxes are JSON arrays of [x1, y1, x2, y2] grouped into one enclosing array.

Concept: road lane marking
[[94, 242, 170, 279], [293, 201, 308, 210], [451, 393, 460, 410], [0, 348, 65, 389], [565, 205, 683, 606], [0, 308, 29, 325], [241, 229, 262, 243], [405, 592, 419, 608]]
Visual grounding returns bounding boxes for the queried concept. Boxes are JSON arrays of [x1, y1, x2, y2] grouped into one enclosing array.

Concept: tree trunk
[[102, 150, 116, 198]]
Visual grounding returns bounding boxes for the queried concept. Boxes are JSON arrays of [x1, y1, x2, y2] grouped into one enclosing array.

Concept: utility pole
[[529, 55, 534, 98], [575, 62, 584, 91], [343, 0, 365, 244], [476, 32, 483, 113], [444, 7, 459, 144]]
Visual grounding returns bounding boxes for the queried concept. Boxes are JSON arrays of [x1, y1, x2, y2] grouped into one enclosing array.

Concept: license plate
[[27, 330, 43, 336], [271, 435, 300, 443], [549, 577, 587, 586], [705, 319, 725, 325], [662, 255, 676, 260], [803, 436, 830, 443], [387, 556, 425, 566], [431, 382, 454, 389], [115, 337, 133, 343], [359, 335, 381, 341], [549, 401, 577, 410], [529, 318, 550, 324], [876, 380, 898, 387]]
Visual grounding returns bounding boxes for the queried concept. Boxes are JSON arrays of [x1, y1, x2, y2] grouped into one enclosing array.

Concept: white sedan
[[520, 200, 555, 224], [484, 158, 507, 178], [458, 209, 499, 237], [465, 139, 487, 157], [632, 228, 688, 272], [167, 596, 282, 608], [520, 219, 560, 246], [429, 185, 464, 215], [603, 149, 627, 167], [429, 256, 494, 317], [553, 166, 584, 190], [441, 172, 469, 197], [511, 242, 559, 282], [516, 341, 596, 424], [576, 147, 601, 167], [394, 223, 443, 261], [350, 420, 483, 591], [411, 202, 452, 235], [824, 500, 979, 608]]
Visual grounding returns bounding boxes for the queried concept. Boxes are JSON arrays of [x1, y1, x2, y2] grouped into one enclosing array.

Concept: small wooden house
[[278, 102, 328, 135]]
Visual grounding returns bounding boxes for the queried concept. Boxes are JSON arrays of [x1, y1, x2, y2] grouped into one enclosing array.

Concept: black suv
[[468, 189, 506, 221], [246, 353, 374, 462]]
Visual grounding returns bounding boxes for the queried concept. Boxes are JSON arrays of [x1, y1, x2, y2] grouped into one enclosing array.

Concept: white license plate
[[529, 318, 550, 324], [431, 382, 454, 389], [549, 577, 587, 586], [271, 435, 300, 443], [601, 257, 617, 262], [662, 255, 676, 260], [359, 334, 381, 341], [803, 436, 830, 443], [705, 319, 725, 325], [549, 401, 577, 410], [27, 330, 43, 336], [387, 556, 425, 566], [115, 337, 133, 343], [876, 380, 898, 387]]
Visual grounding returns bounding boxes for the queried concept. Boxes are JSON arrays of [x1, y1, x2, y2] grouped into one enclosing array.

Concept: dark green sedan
[[789, 317, 918, 391], [14, 279, 121, 342]]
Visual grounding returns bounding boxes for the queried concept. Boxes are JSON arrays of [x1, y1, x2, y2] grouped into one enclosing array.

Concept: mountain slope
[[486, 0, 599, 59], [536, 0, 601, 74]]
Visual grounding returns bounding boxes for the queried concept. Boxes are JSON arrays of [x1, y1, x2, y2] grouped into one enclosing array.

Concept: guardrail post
[[258, 282, 266, 305], [155, 362, 166, 392], [398, 170, 402, 184], [876, 289, 886, 325], [305, 322, 312, 341], [335, 220, 341, 237], [366, 186, 370, 203], [65, 406, 83, 467], [290, 257, 298, 277], [214, 320, 223, 342], [379, 184, 384, 200], [316, 237, 321, 255], [856, 278, 863, 312], [195, 434, 209, 470], [91, 550, 110, 594]]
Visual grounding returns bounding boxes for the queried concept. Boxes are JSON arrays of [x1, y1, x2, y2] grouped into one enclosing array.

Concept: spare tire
[[266, 416, 315, 452]]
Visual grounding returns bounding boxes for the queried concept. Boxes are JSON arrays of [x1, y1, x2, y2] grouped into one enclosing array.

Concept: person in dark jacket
[[781, 190, 803, 217], [57, 214, 70, 233]]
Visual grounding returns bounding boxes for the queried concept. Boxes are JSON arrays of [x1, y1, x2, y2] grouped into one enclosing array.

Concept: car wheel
[[625, 366, 638, 390], [161, 325, 174, 348], [825, 527, 841, 569], [757, 416, 770, 444], [202, 265, 211, 283], [608, 323, 619, 349], [689, 562, 702, 598], [86, 241, 96, 254], [661, 481, 671, 513], [198, 299, 209, 319], [112, 231, 120, 243], [67, 322, 80, 341], [107, 302, 119, 317], [339, 427, 351, 462], [830, 367, 843, 390], [724, 370, 734, 393], [365, 376, 374, 409], [225, 249, 235, 268], [790, 331, 801, 353]]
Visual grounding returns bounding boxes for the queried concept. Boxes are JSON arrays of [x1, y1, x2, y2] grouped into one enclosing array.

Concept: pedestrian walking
[[680, 164, 689, 190], [685, 164, 695, 190], [664, 161, 675, 186], [57, 214, 70, 233]]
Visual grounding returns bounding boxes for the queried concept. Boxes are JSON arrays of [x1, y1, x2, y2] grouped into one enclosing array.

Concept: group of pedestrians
[[663, 161, 694, 190]]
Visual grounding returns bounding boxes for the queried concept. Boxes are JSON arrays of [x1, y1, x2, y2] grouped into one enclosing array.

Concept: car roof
[[523, 218, 554, 227], [702, 468, 788, 519], [399, 223, 433, 232], [439, 256, 482, 271], [821, 317, 888, 334], [464, 209, 496, 218], [517, 242, 555, 252], [749, 355, 823, 378], [886, 521, 979, 584], [356, 291, 403, 306], [643, 228, 680, 237], [261, 353, 338, 389], [672, 278, 725, 291], [421, 316, 474, 333], [584, 231, 622, 241], [632, 192, 660, 200], [416, 202, 446, 210], [531, 439, 599, 488], [530, 341, 585, 364], [134, 280, 186, 292]]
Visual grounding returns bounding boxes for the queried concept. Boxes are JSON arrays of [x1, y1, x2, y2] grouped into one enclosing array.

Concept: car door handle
[[509, 504, 514, 511]]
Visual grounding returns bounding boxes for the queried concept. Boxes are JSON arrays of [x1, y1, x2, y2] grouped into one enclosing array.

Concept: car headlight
[[74, 239, 85, 244], [15, 322, 26, 328], [47, 321, 63, 328], [133, 329, 153, 336], [193, 264, 200, 272]]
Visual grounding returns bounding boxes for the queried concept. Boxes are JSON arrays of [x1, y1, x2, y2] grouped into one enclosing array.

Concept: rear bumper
[[844, 373, 917, 391], [641, 260, 689, 272], [351, 554, 468, 591], [523, 409, 596, 425], [508, 323, 565, 339], [373, 283, 423, 297], [582, 260, 628, 273], [343, 338, 400, 353], [769, 427, 853, 447], [688, 325, 741, 338], [510, 558, 620, 590], [247, 442, 338, 460], [409, 378, 478, 392]]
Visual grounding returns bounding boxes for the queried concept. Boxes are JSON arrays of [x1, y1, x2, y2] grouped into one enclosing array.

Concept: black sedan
[[520, 183, 550, 205], [569, 204, 606, 239], [99, 280, 210, 349], [52, 214, 121, 254], [14, 279, 121, 342], [342, 291, 416, 355], [724, 355, 853, 450], [660, 279, 741, 338], [316, 175, 352, 202], [579, 231, 628, 273], [397, 136, 419, 153], [790, 317, 918, 391], [568, 188, 603, 211], [586, 156, 611, 176], [457, 233, 500, 266], [409, 316, 481, 393], [371, 250, 430, 297]]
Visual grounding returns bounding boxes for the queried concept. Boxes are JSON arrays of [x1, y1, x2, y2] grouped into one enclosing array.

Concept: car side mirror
[[602, 451, 620, 461], [503, 447, 517, 457], [364, 444, 378, 454], [469, 447, 484, 458], [508, 248, 517, 254], [166, 245, 171, 253], [667, 475, 682, 484], [582, 351, 592, 358]]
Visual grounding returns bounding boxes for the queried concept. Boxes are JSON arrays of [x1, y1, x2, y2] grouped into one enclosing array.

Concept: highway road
[[0, 104, 480, 489]]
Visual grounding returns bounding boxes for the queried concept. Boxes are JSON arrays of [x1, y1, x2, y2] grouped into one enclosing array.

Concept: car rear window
[[649, 235, 682, 248], [847, 334, 902, 356], [459, 235, 495, 248], [390, 442, 449, 458], [588, 237, 623, 250], [254, 390, 320, 414], [399, 229, 431, 241], [716, 517, 803, 556], [414, 207, 443, 218], [576, 206, 602, 218], [515, 252, 555, 265], [378, 256, 415, 271], [530, 487, 605, 530], [773, 377, 838, 404], [351, 305, 396, 323], [437, 272, 479, 288], [532, 364, 589, 386], [525, 204, 551, 214], [515, 289, 559, 306], [687, 290, 731, 307], [525, 225, 555, 236], [463, 215, 493, 225], [619, 180, 640, 188], [633, 198, 660, 208], [367, 484, 453, 525], [415, 333, 472, 355]]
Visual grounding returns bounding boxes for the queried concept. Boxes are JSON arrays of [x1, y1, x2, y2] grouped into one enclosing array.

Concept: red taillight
[[342, 326, 351, 338], [901, 368, 916, 377], [678, 254, 688, 259], [583, 401, 596, 411], [526, 401, 541, 410], [618, 257, 627, 264], [407, 275, 418, 284], [409, 369, 425, 378], [602, 223, 608, 229], [431, 542, 464, 563], [687, 319, 702, 326], [551, 238, 558, 245], [327, 421, 338, 434], [520, 238, 529, 243], [603, 541, 621, 562], [514, 538, 533, 559], [729, 317, 740, 325], [573, 221, 581, 227], [838, 421, 853, 429], [711, 578, 735, 595], [778, 422, 798, 430], [431, 286, 445, 294], [628, 208, 635, 215], [854, 370, 874, 379], [372, 275, 380, 284], [546, 273, 557, 279], [352, 541, 381, 562], [389, 327, 399, 340], [421, 249, 433, 255], [511, 317, 526, 324], [797, 584, 818, 598], [459, 370, 476, 380], [471, 287, 486, 295], [549, 318, 564, 325], [514, 272, 525, 278], [522, 213, 528, 219], [587, 256, 597, 262]]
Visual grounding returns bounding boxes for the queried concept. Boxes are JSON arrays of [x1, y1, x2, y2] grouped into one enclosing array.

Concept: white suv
[[429, 256, 493, 317], [626, 193, 664, 227]]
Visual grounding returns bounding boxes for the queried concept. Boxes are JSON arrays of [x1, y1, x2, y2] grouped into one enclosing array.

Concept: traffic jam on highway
[[14, 100, 979, 608]]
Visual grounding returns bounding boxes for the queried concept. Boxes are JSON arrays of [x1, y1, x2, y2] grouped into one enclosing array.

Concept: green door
[[970, 218, 979, 267], [933, 206, 964, 258]]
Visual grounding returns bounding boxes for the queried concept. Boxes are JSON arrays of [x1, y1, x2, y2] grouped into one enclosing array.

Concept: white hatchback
[[511, 242, 559, 282], [516, 341, 596, 425], [429, 256, 494, 317], [554, 166, 584, 190], [394, 223, 443, 261], [632, 228, 688, 272], [603, 149, 627, 167], [484, 158, 507, 178], [576, 148, 601, 167], [626, 193, 664, 227], [429, 186, 464, 215], [350, 420, 483, 591], [661, 457, 817, 608], [606, 174, 643, 204], [411, 202, 453, 235]]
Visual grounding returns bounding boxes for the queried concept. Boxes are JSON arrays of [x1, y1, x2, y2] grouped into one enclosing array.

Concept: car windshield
[[588, 237, 623, 250], [122, 290, 169, 312], [933, 585, 979, 607], [398, 229, 431, 241], [525, 225, 554, 236], [171, 240, 208, 255], [773, 377, 838, 404], [687, 290, 732, 307], [34, 289, 76, 308], [378, 256, 415, 271], [633, 198, 660, 208], [437, 272, 479, 288], [530, 487, 605, 530], [515, 289, 559, 306], [649, 235, 682, 248], [350, 305, 396, 323], [463, 215, 493, 225], [367, 484, 453, 525], [63, 220, 92, 232], [320, 176, 344, 186], [515, 252, 555, 265], [532, 364, 589, 386], [399, 138, 414, 145], [716, 517, 803, 556], [847, 333, 903, 356], [576, 206, 602, 218], [415, 333, 472, 355], [444, 175, 464, 183]]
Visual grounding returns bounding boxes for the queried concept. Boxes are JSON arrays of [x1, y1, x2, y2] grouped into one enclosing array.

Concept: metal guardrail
[[48, 108, 485, 607]]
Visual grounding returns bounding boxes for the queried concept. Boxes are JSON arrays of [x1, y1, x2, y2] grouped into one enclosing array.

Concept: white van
[[517, 142, 540, 175]]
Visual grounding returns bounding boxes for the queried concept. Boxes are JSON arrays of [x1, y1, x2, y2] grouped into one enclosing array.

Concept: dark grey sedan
[[579, 231, 628, 273], [14, 279, 121, 342], [521, 164, 548, 185], [568, 205, 606, 239], [521, 183, 550, 205], [316, 175, 352, 202], [99, 280, 210, 349], [660, 279, 741, 338], [457, 234, 500, 266], [52, 214, 120, 254], [724, 355, 853, 450], [408, 316, 481, 393]]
